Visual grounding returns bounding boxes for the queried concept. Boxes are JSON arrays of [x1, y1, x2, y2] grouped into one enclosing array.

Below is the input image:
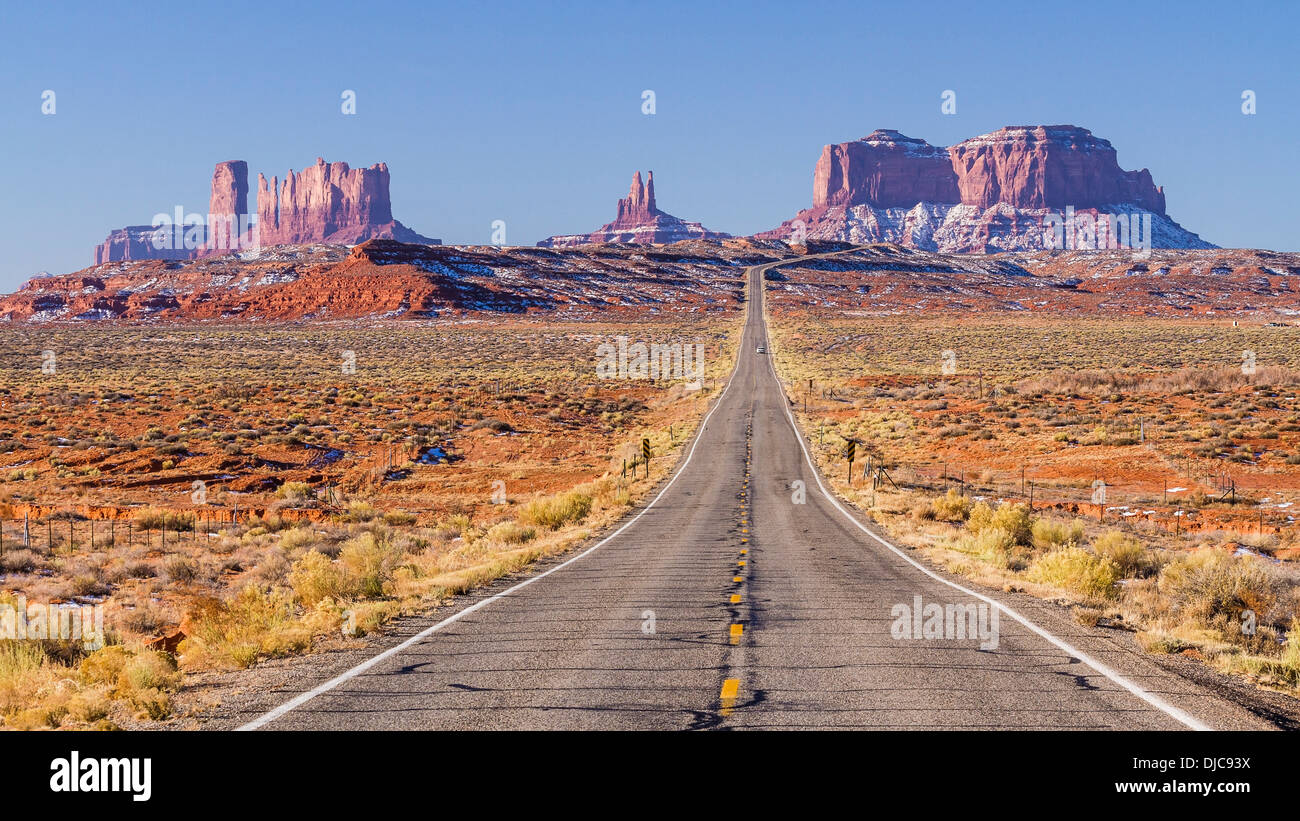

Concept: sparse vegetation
[[0, 318, 740, 726], [773, 312, 1300, 697]]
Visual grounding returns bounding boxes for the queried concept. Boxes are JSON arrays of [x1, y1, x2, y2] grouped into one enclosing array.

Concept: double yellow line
[[722, 419, 754, 716]]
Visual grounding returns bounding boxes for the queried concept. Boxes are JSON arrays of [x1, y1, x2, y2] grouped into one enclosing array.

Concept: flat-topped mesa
[[763, 124, 1205, 251], [814, 130, 959, 209], [539, 170, 730, 247], [256, 157, 435, 246], [811, 125, 1166, 214], [949, 125, 1165, 213], [93, 226, 194, 265]]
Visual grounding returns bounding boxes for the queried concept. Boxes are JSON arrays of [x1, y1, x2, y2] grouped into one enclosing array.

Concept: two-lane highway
[[237, 252, 1273, 731]]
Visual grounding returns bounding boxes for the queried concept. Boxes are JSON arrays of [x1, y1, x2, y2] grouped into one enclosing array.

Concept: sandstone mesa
[[93, 158, 438, 264], [758, 125, 1212, 252]]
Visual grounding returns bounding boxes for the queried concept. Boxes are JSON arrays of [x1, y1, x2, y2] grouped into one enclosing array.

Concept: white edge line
[[757, 257, 1212, 732], [238, 300, 752, 730]]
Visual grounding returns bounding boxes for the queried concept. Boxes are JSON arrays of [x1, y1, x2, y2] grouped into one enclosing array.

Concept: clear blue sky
[[2, 0, 1296, 289]]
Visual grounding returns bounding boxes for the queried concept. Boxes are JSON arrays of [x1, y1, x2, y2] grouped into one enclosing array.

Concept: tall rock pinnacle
[[539, 170, 729, 246]]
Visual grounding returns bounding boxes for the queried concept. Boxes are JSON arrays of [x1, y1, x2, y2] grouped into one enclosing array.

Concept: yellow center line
[[720, 678, 740, 715], [733, 575, 742, 583], [729, 624, 743, 644], [730, 594, 741, 603], [737, 560, 746, 567]]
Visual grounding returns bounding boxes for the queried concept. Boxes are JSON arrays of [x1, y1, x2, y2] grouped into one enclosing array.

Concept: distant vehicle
[[756, 346, 766, 354]]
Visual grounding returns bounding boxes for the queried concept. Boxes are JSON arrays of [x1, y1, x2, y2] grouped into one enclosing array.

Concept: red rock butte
[[256, 158, 435, 247], [538, 171, 731, 247], [759, 125, 1211, 252], [93, 158, 438, 264], [200, 160, 250, 257]]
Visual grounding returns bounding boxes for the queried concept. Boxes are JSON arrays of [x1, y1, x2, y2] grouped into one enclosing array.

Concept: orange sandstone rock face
[[614, 170, 657, 226], [948, 126, 1165, 213], [814, 130, 960, 209], [92, 158, 438, 265], [198, 160, 250, 257], [762, 125, 1206, 252], [255, 158, 437, 247]]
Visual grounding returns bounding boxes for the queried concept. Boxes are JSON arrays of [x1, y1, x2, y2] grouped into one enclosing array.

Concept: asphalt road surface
[[239, 253, 1279, 731]]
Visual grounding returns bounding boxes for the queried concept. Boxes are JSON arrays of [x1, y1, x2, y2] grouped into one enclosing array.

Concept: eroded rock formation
[[760, 125, 1208, 251], [539, 171, 731, 246], [93, 158, 437, 264]]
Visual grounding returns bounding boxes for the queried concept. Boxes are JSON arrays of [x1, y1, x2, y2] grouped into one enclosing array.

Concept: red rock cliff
[[257, 158, 396, 246], [949, 126, 1165, 213], [814, 130, 960, 209], [199, 160, 249, 256], [809, 125, 1166, 214], [95, 157, 437, 264], [253, 157, 436, 247]]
